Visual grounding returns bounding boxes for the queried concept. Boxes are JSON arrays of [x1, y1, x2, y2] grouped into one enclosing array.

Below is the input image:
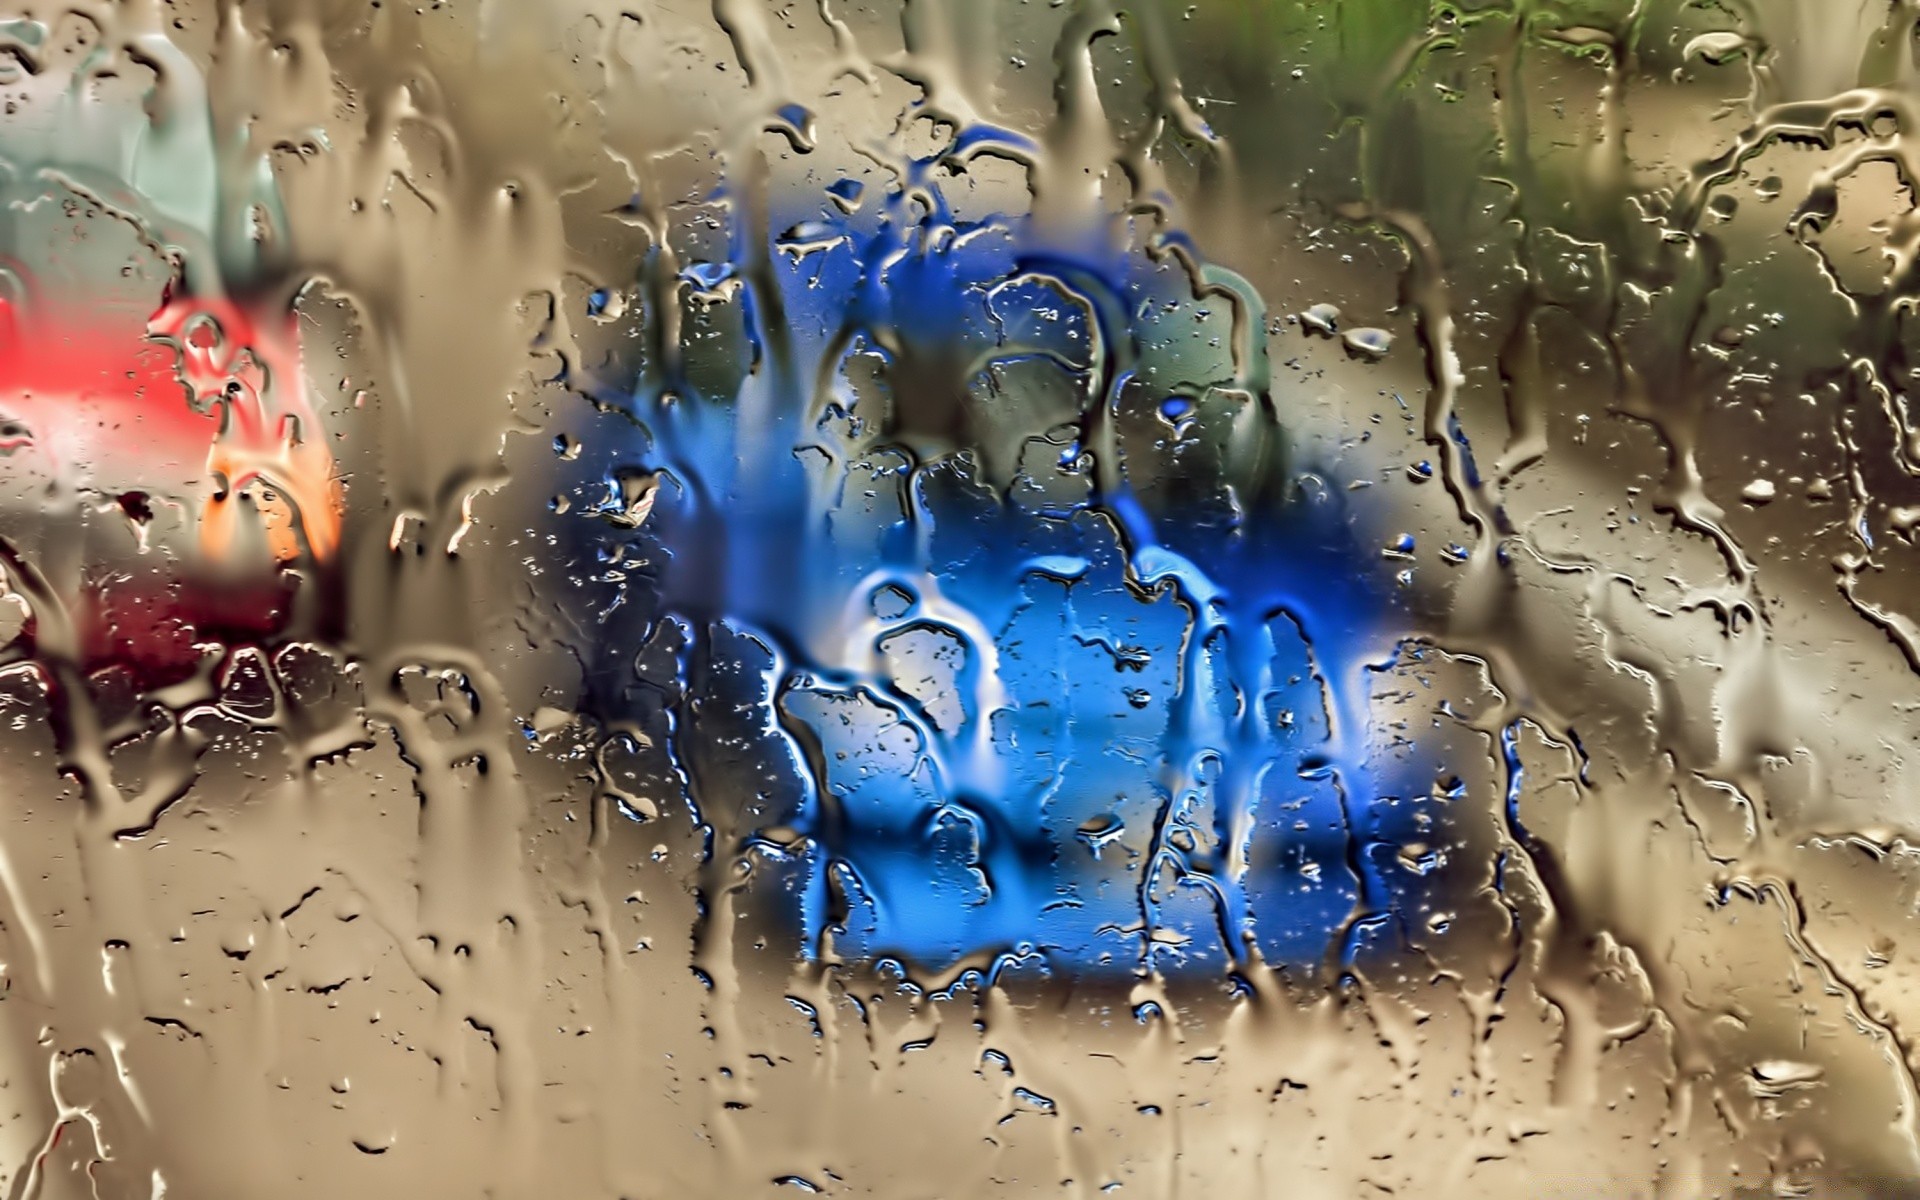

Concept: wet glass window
[[0, 0, 1913, 1196]]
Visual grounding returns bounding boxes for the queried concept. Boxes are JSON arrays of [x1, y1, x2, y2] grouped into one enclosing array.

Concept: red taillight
[[0, 288, 343, 568]]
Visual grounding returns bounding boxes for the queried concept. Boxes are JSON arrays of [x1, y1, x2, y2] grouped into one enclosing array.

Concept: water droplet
[[1341, 327, 1393, 360], [1299, 302, 1341, 335]]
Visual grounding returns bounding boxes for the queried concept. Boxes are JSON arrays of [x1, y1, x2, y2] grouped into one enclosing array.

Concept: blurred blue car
[[558, 128, 1423, 981]]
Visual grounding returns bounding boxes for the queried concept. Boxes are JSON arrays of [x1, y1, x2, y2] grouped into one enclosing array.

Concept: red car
[[0, 268, 342, 682]]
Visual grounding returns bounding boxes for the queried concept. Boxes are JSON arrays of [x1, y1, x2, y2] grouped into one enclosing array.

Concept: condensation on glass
[[0, 0, 1912, 1196]]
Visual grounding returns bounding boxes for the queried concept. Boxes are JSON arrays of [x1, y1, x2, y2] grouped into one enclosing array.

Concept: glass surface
[[0, 0, 1914, 1195]]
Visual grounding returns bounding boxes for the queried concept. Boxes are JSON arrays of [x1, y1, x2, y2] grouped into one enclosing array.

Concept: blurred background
[[0, 0, 1917, 1195]]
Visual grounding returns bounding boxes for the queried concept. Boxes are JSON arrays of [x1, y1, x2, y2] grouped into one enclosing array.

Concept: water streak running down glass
[[0, 0, 1916, 1196]]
